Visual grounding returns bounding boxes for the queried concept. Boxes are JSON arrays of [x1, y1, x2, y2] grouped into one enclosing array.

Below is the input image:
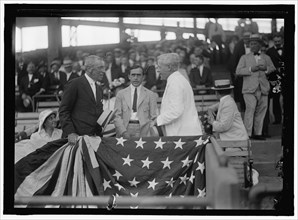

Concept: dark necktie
[[132, 87, 137, 112]]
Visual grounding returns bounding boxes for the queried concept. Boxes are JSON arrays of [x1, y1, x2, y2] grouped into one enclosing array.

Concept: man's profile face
[[156, 61, 171, 80], [129, 67, 144, 87], [91, 60, 105, 82]]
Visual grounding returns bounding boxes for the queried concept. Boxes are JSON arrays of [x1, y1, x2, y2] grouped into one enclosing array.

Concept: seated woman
[[207, 79, 248, 141], [15, 109, 62, 163]]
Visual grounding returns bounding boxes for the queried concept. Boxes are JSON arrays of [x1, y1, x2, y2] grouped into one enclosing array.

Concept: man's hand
[[251, 65, 259, 72], [150, 118, 157, 128], [122, 131, 130, 139], [68, 133, 79, 145], [257, 64, 267, 71]]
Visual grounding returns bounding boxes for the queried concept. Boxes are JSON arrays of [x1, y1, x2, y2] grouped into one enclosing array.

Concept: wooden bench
[[216, 139, 253, 188], [33, 94, 61, 112], [15, 112, 39, 132]]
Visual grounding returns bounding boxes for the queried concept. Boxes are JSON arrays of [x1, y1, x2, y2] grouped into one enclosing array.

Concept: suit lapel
[[82, 76, 96, 103], [95, 83, 102, 104], [124, 87, 131, 110], [137, 87, 146, 108]]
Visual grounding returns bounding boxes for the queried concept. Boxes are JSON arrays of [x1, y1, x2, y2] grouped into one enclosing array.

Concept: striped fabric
[[15, 135, 210, 208]]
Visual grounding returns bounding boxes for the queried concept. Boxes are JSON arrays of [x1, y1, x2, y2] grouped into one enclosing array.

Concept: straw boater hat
[[248, 34, 263, 43], [37, 109, 57, 133], [211, 79, 234, 90]]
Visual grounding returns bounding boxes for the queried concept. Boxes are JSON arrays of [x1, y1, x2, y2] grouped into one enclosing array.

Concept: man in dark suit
[[229, 31, 252, 113], [18, 62, 42, 112], [144, 57, 166, 96], [57, 58, 79, 95], [189, 55, 213, 94], [266, 33, 284, 124], [59, 55, 105, 145]]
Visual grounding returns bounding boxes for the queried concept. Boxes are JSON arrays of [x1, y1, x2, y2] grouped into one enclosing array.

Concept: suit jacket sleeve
[[58, 80, 78, 135], [207, 102, 219, 112], [212, 101, 234, 133], [149, 91, 158, 121], [157, 79, 184, 126], [236, 55, 253, 76], [113, 92, 127, 136]]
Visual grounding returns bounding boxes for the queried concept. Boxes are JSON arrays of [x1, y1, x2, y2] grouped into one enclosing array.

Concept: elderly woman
[[15, 109, 62, 163]]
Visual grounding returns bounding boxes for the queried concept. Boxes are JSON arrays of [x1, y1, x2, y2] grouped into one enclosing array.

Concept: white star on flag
[[147, 178, 159, 190], [154, 138, 166, 149], [116, 137, 127, 146], [194, 137, 204, 147], [181, 156, 193, 168], [103, 179, 111, 191], [174, 138, 185, 150], [196, 161, 205, 174], [189, 171, 195, 184], [114, 183, 125, 191], [135, 138, 146, 149], [165, 177, 175, 188], [112, 170, 122, 181], [197, 187, 206, 197], [141, 157, 153, 169], [122, 154, 134, 166], [130, 192, 139, 197], [161, 157, 173, 169], [128, 177, 140, 187], [179, 174, 189, 185]]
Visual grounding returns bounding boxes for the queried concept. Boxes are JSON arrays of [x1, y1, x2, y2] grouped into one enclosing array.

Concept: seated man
[[114, 65, 158, 138], [207, 79, 248, 141], [189, 55, 213, 94]]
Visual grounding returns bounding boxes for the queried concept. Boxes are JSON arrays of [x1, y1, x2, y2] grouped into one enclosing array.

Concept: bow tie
[[254, 52, 260, 56], [276, 47, 283, 51]]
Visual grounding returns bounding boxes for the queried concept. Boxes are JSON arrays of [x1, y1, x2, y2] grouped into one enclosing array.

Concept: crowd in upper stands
[[15, 18, 284, 136]]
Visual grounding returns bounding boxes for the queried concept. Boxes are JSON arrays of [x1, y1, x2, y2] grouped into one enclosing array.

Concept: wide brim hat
[[38, 109, 57, 133], [211, 79, 234, 90], [248, 34, 263, 43]]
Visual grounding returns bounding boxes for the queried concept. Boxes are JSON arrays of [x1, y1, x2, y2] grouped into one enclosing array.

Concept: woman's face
[[44, 114, 57, 129]]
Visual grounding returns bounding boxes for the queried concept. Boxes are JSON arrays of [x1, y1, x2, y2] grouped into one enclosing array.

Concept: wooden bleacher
[[33, 94, 61, 112]]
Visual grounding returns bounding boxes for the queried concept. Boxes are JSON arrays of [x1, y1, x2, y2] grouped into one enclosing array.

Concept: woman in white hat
[[15, 109, 62, 163], [30, 109, 62, 143]]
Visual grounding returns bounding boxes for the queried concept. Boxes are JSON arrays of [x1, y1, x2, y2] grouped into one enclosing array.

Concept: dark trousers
[[272, 92, 282, 123]]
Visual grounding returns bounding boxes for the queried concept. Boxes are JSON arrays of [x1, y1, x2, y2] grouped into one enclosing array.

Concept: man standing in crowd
[[266, 33, 284, 125], [236, 34, 275, 140], [189, 54, 213, 94], [58, 58, 79, 95], [207, 79, 248, 140], [59, 55, 105, 145], [152, 53, 203, 136], [229, 31, 252, 114], [114, 65, 158, 138]]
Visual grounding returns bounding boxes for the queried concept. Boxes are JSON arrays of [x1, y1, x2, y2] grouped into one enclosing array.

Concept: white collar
[[220, 94, 231, 102], [85, 73, 96, 85]]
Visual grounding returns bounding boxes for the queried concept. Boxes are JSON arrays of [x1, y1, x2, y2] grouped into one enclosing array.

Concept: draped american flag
[[15, 135, 209, 208]]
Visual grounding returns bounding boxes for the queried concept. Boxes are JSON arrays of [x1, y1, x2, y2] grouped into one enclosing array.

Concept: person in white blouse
[[152, 53, 203, 136], [15, 109, 62, 163]]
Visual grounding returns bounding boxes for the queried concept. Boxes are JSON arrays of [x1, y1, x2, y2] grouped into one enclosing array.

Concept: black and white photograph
[[1, 1, 297, 219]]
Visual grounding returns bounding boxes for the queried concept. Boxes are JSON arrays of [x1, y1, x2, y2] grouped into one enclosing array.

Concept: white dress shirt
[[85, 74, 97, 100]]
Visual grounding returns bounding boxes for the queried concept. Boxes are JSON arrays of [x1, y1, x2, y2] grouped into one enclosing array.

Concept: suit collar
[[82, 75, 97, 103]]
